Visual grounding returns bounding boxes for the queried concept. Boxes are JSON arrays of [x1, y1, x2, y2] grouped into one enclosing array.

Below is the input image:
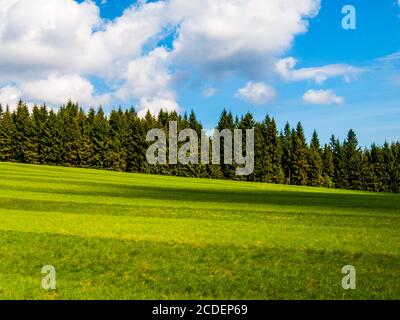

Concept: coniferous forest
[[0, 100, 399, 193]]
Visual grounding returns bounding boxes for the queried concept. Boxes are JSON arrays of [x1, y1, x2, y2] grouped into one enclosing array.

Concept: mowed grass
[[0, 162, 399, 300]]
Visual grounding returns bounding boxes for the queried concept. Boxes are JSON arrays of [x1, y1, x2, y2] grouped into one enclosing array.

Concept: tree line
[[0, 101, 399, 193]]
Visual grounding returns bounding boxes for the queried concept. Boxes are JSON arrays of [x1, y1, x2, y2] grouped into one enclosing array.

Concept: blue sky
[[1, 0, 400, 146], [91, 0, 400, 145]]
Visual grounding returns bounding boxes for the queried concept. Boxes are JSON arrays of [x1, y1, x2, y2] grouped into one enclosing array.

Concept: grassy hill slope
[[0, 162, 399, 299]]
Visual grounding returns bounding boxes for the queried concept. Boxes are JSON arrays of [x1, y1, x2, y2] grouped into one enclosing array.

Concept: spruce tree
[[331, 135, 348, 189], [0, 105, 16, 162], [281, 122, 293, 184], [108, 108, 128, 171], [12, 101, 39, 163], [308, 130, 324, 187], [344, 129, 362, 190], [260, 116, 284, 183], [322, 144, 335, 188], [291, 122, 308, 185], [89, 107, 110, 169], [217, 109, 235, 179], [40, 109, 63, 165]]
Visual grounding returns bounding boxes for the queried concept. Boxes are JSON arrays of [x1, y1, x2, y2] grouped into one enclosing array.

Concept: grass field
[[0, 162, 399, 300]]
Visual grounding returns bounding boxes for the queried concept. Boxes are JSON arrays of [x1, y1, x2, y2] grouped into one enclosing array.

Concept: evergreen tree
[[74, 107, 93, 168], [344, 129, 362, 190], [236, 112, 256, 181], [33, 105, 48, 164], [308, 130, 324, 187], [0, 105, 16, 162], [322, 144, 335, 188], [40, 109, 63, 165], [108, 108, 128, 171], [89, 107, 110, 169], [217, 109, 235, 179], [259, 116, 284, 183], [291, 122, 308, 185], [125, 108, 148, 173], [331, 135, 348, 189], [281, 122, 293, 184], [359, 148, 378, 192], [12, 101, 39, 163]]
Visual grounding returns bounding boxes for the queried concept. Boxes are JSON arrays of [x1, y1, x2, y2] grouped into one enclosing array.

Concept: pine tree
[[12, 101, 39, 163], [89, 107, 110, 169], [331, 135, 348, 189], [126, 108, 148, 173], [32, 104, 48, 164], [108, 108, 128, 171], [322, 144, 335, 188], [281, 122, 293, 184], [359, 148, 378, 192], [0, 105, 16, 162], [259, 116, 284, 183], [381, 142, 400, 193], [308, 130, 324, 187], [74, 107, 93, 168], [253, 120, 267, 182], [291, 122, 308, 185], [217, 109, 235, 179], [40, 109, 63, 165], [344, 129, 362, 190]]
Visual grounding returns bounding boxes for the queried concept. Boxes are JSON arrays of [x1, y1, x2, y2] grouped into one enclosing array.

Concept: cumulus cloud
[[137, 96, 180, 118], [275, 57, 362, 84], [0, 86, 22, 110], [302, 89, 344, 106], [21, 74, 110, 107], [168, 0, 320, 76], [0, 0, 325, 114], [0, 0, 168, 111], [235, 82, 277, 105], [116, 47, 179, 116]]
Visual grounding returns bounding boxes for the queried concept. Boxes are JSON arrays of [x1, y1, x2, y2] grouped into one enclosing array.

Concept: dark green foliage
[[344, 129, 362, 190], [291, 122, 309, 186], [217, 109, 236, 180], [322, 143, 335, 188], [281, 122, 293, 184], [308, 130, 324, 187], [0, 100, 398, 192], [12, 101, 39, 164], [0, 105, 15, 162], [255, 116, 284, 184]]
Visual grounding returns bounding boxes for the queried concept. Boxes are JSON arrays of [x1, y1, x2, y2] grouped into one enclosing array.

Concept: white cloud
[[0, 0, 324, 114], [275, 57, 362, 84], [0, 85, 21, 110], [302, 89, 344, 106], [203, 86, 216, 97], [137, 97, 180, 118], [0, 0, 175, 113], [235, 82, 277, 105], [0, 0, 103, 78], [21, 74, 109, 107], [168, 0, 320, 76], [116, 47, 180, 116]]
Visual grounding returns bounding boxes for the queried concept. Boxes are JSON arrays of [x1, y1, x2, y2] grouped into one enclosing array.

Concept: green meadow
[[0, 162, 399, 300]]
